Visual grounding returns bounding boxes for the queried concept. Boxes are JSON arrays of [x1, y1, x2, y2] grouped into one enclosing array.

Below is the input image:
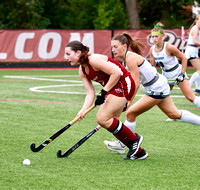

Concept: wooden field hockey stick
[[30, 104, 96, 152], [57, 125, 101, 158]]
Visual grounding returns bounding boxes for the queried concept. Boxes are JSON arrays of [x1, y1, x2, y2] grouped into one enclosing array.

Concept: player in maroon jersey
[[65, 40, 148, 160]]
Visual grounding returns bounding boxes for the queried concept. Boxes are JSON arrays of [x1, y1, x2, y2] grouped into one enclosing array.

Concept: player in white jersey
[[104, 32, 200, 154], [150, 22, 200, 113], [185, 15, 200, 93]]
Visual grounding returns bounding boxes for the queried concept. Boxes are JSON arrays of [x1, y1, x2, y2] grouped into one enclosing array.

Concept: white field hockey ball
[[23, 159, 31, 166]]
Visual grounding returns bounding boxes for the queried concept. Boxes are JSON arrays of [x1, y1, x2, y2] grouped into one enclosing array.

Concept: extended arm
[[167, 43, 187, 73], [125, 53, 141, 107], [149, 47, 157, 67], [77, 66, 96, 119]]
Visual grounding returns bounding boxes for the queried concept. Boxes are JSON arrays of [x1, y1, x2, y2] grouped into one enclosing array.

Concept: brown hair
[[151, 22, 165, 35], [112, 32, 144, 55], [66, 40, 89, 65], [189, 14, 200, 31]]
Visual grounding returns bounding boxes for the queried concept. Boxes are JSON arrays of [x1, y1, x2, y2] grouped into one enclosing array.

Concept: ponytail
[[112, 32, 144, 55]]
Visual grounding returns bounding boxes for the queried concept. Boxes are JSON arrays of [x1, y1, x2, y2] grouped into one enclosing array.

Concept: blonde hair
[[151, 22, 165, 35], [189, 14, 200, 31]]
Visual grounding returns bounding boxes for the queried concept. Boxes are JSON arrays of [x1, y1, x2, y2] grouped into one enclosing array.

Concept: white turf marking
[[4, 75, 80, 78], [30, 84, 86, 94], [4, 75, 192, 97], [4, 75, 81, 83]]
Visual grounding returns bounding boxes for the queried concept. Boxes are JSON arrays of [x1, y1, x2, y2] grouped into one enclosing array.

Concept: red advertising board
[[0, 30, 111, 62], [0, 29, 189, 62]]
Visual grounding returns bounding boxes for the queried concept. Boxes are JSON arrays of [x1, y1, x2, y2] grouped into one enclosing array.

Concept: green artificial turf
[[1, 68, 200, 190]]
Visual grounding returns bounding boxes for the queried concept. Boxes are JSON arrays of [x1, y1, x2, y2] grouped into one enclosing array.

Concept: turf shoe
[[104, 140, 126, 154], [126, 133, 143, 158], [124, 148, 148, 160]]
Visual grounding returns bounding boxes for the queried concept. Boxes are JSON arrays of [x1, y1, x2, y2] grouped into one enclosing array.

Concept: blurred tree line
[[0, 0, 196, 30]]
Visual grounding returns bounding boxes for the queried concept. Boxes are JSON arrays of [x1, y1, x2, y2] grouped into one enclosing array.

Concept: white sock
[[180, 110, 200, 125], [189, 72, 199, 86], [193, 96, 200, 108], [124, 120, 136, 132], [195, 74, 200, 90], [119, 120, 136, 147]]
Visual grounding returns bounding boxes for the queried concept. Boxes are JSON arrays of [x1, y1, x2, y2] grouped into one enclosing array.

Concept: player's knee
[[185, 94, 195, 102], [126, 109, 136, 122], [96, 114, 105, 126], [167, 112, 181, 119]]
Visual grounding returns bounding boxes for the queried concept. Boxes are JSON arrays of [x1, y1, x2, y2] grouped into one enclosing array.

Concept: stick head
[[57, 150, 62, 158], [30, 143, 44, 152], [30, 143, 36, 152]]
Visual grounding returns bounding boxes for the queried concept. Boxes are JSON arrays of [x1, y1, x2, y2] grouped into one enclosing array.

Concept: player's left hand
[[176, 73, 185, 83], [95, 89, 107, 106]]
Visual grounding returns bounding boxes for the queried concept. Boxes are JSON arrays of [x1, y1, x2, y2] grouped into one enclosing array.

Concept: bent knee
[[184, 94, 195, 102], [126, 109, 136, 121], [167, 111, 182, 119], [96, 113, 108, 127]]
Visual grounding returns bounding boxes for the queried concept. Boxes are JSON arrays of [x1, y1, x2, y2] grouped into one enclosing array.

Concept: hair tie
[[153, 23, 163, 30]]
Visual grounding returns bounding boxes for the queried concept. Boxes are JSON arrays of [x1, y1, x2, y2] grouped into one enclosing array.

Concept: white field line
[[3, 75, 193, 97], [29, 84, 86, 94], [4, 75, 81, 83], [4, 75, 80, 78], [19, 75, 80, 77]]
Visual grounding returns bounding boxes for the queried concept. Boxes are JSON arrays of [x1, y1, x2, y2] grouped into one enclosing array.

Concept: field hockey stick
[[57, 125, 101, 158], [30, 104, 96, 152]]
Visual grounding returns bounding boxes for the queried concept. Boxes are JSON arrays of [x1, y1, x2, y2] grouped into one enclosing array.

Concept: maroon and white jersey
[[81, 57, 135, 101]]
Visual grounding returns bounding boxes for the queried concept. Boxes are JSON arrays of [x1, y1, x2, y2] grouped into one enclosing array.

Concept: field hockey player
[[104, 32, 200, 155], [65, 40, 148, 160], [150, 22, 200, 121], [185, 14, 200, 93]]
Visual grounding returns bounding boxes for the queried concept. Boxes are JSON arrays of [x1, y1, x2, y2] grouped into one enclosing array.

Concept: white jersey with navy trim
[[123, 51, 158, 86], [123, 51, 170, 97], [185, 25, 200, 59], [152, 42, 179, 71], [187, 25, 200, 45]]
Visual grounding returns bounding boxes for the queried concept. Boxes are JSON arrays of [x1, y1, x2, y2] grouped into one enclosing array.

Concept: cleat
[[166, 118, 177, 122], [104, 140, 126, 154], [124, 149, 148, 160], [126, 133, 143, 158]]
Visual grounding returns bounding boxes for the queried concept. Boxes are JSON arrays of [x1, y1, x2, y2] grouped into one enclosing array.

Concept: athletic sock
[[195, 73, 200, 90], [120, 120, 136, 147], [124, 120, 136, 132], [107, 118, 137, 147], [180, 110, 200, 125], [193, 96, 200, 108], [189, 72, 199, 87]]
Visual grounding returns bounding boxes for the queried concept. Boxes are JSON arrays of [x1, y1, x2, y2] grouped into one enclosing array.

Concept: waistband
[[164, 64, 179, 72], [188, 44, 198, 48], [143, 73, 159, 87]]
